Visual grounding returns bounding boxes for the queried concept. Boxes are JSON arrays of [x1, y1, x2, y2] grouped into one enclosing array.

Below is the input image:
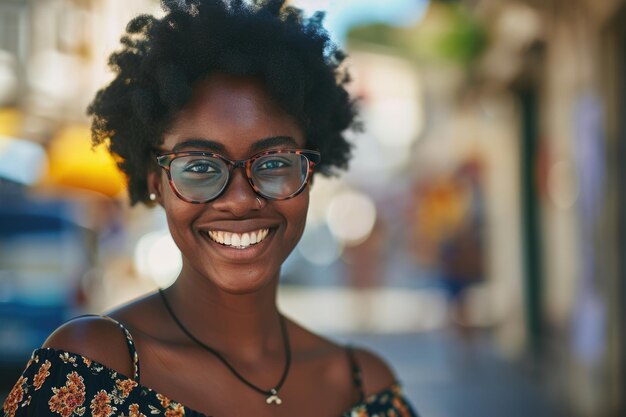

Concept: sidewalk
[[338, 330, 567, 417]]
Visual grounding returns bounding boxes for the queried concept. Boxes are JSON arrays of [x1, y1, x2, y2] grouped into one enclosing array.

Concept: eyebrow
[[171, 136, 299, 154], [250, 136, 299, 153], [172, 139, 226, 153]]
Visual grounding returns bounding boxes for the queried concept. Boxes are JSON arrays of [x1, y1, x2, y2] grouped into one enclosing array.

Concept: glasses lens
[[169, 155, 228, 202], [251, 153, 309, 199]]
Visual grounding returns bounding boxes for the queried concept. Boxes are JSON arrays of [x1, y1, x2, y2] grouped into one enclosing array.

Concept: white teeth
[[208, 228, 270, 249]]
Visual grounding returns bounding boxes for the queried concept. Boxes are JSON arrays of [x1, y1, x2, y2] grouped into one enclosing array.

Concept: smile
[[207, 228, 270, 249]]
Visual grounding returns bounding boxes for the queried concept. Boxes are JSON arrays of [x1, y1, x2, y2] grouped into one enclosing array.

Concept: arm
[[350, 347, 397, 396], [349, 347, 420, 417], [42, 315, 136, 378], [3, 316, 139, 417]]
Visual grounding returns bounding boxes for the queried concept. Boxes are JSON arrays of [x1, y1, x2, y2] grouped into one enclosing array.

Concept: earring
[[256, 197, 263, 208], [149, 193, 156, 201]]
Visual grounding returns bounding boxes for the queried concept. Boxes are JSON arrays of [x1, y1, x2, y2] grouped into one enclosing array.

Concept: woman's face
[[151, 74, 309, 294]]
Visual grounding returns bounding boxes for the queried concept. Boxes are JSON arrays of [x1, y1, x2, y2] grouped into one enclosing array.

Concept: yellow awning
[[45, 125, 126, 197]]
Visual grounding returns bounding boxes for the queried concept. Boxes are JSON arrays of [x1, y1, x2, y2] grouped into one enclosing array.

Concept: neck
[[163, 267, 284, 362]]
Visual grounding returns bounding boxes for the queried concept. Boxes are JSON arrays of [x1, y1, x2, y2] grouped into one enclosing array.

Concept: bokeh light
[[134, 230, 182, 288], [326, 190, 377, 247]]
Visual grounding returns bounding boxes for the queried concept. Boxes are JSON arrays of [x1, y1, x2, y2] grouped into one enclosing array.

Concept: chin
[[205, 265, 279, 295]]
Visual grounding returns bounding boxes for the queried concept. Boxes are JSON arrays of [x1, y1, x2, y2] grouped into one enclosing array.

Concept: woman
[[4, 1, 419, 416]]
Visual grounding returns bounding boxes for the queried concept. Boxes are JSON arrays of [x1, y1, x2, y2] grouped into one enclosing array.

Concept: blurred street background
[[1, 0, 625, 416]]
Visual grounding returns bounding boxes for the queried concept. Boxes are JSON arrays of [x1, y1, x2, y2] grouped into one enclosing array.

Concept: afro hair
[[88, 0, 359, 205]]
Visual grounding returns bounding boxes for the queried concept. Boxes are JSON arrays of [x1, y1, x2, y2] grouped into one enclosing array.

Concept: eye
[[182, 159, 219, 174], [256, 157, 292, 171]]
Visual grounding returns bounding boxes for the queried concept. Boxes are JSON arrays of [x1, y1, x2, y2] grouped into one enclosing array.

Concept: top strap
[[101, 315, 141, 383], [346, 345, 365, 402], [66, 314, 141, 383]]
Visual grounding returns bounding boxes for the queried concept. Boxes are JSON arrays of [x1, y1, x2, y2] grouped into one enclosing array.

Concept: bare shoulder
[[287, 319, 396, 395], [351, 347, 397, 395], [42, 315, 135, 377]]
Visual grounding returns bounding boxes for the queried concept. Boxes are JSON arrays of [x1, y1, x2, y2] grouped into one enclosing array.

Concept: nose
[[210, 166, 261, 216]]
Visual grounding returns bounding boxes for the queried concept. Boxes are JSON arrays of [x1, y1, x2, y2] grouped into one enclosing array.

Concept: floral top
[[3, 317, 419, 417]]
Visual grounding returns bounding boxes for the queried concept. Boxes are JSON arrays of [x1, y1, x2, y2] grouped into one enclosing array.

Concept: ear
[[147, 170, 164, 206]]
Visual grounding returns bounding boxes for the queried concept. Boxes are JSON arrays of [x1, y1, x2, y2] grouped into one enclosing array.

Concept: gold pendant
[[266, 388, 282, 405]]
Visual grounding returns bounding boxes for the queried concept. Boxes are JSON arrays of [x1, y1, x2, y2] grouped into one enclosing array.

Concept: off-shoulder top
[[3, 316, 419, 417]]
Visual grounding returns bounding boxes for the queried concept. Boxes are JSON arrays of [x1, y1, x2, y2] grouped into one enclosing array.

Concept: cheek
[[164, 208, 192, 252], [285, 192, 309, 244], [161, 192, 201, 246], [160, 175, 192, 218]]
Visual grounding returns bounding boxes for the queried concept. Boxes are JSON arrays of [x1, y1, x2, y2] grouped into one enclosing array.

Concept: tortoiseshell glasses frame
[[155, 148, 321, 204]]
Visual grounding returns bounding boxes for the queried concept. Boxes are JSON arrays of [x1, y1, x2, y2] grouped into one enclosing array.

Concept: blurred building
[[0, 0, 159, 137], [471, 1, 625, 416], [345, 0, 625, 416]]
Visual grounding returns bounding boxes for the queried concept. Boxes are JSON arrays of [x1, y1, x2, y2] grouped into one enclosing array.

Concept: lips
[[207, 228, 270, 249]]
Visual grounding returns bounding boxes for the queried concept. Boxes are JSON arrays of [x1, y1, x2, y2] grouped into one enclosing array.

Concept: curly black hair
[[88, 0, 358, 205]]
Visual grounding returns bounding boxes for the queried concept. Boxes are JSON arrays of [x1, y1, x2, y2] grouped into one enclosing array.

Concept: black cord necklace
[[158, 289, 290, 405]]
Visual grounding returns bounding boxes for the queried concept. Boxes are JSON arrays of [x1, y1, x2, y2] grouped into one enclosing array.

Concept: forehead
[[162, 75, 304, 155]]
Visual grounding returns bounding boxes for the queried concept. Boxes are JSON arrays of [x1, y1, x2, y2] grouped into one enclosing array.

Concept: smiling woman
[[3, 1, 419, 417]]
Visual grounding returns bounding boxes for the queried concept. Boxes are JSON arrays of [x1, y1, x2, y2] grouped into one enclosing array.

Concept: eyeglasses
[[155, 149, 321, 203]]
